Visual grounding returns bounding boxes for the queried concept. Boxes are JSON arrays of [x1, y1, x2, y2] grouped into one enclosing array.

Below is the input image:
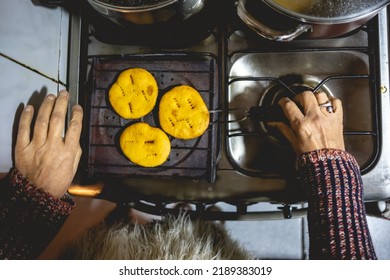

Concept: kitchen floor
[[1, 0, 390, 260]]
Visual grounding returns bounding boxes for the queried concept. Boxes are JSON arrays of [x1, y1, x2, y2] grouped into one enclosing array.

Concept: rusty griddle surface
[[86, 54, 220, 183]]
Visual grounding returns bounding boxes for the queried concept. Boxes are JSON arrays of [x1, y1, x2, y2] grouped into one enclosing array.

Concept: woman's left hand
[[14, 90, 83, 198]]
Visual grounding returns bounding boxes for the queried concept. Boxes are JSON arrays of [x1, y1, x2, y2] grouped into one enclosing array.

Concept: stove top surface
[[67, 0, 390, 208]]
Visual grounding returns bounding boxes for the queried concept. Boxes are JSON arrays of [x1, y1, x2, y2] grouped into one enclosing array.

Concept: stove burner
[[259, 75, 334, 148]]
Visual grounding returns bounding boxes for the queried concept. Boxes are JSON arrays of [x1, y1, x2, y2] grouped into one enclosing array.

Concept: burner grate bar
[[229, 74, 370, 95], [228, 131, 377, 138], [313, 75, 370, 92]]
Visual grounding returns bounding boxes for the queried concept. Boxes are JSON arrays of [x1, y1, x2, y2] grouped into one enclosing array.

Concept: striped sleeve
[[297, 149, 376, 260], [0, 168, 74, 259]]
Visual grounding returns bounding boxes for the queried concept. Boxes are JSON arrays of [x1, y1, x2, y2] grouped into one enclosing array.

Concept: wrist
[[9, 167, 74, 206], [297, 148, 359, 168]]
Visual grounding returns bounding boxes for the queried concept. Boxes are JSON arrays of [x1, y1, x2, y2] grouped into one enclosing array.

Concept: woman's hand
[[269, 91, 345, 155], [14, 90, 83, 198]]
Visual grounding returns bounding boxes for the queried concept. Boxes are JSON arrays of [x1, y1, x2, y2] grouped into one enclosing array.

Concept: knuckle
[[283, 99, 295, 110], [297, 91, 311, 101], [50, 111, 65, 124], [315, 91, 327, 98], [292, 117, 303, 128], [68, 119, 81, 131], [334, 99, 343, 107], [278, 97, 291, 106], [35, 117, 49, 129], [71, 105, 83, 117], [311, 114, 321, 122]]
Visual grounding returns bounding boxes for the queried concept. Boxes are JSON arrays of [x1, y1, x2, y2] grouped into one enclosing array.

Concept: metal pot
[[237, 0, 390, 41], [88, 0, 206, 25], [38, 0, 206, 25]]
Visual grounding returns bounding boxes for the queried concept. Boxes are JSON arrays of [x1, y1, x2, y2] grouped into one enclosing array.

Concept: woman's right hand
[[269, 91, 345, 155]]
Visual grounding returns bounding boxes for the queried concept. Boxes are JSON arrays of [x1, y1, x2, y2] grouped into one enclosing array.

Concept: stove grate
[[227, 73, 379, 173], [85, 53, 220, 183]]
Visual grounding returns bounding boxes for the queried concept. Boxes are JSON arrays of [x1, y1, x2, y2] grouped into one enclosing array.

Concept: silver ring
[[318, 101, 333, 113]]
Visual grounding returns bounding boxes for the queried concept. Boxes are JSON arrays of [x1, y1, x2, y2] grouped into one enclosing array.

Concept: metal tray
[[85, 53, 220, 183]]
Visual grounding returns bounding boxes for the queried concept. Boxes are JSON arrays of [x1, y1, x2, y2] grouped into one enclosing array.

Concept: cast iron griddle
[[86, 54, 220, 183]]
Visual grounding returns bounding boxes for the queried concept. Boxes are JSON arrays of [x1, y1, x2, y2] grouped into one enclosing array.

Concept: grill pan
[[84, 53, 220, 183]]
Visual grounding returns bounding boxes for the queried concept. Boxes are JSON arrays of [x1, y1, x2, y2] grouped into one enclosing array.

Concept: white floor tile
[[0, 0, 69, 83], [0, 56, 60, 173], [367, 216, 390, 260]]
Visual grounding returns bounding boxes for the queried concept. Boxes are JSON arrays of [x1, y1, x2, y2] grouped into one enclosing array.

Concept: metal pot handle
[[236, 0, 311, 41], [178, 0, 206, 15]]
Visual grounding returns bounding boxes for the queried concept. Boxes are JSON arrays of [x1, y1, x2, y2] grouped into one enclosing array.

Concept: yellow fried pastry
[[109, 68, 158, 119], [120, 122, 171, 167], [159, 85, 210, 139]]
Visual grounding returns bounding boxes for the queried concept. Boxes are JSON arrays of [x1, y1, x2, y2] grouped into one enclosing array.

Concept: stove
[[65, 0, 390, 219]]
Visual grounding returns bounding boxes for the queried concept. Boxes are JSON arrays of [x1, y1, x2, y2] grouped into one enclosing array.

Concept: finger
[[48, 90, 69, 142], [65, 104, 83, 149], [16, 105, 34, 150], [294, 91, 319, 114], [278, 97, 304, 124], [314, 91, 333, 115], [268, 122, 296, 144], [72, 146, 82, 175], [32, 94, 56, 147], [330, 96, 343, 114], [314, 91, 330, 105]]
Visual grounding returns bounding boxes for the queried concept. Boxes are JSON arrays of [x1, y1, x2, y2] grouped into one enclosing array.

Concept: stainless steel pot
[[37, 0, 206, 25], [237, 0, 390, 41], [87, 0, 206, 25]]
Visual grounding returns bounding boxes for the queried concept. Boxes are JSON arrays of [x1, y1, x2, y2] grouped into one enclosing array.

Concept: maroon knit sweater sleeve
[[0, 168, 74, 259], [297, 149, 376, 260]]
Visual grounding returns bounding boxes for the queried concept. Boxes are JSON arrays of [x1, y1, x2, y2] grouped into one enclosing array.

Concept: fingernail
[[46, 94, 55, 100], [24, 105, 32, 112], [278, 97, 288, 104], [59, 90, 69, 96], [73, 104, 82, 110]]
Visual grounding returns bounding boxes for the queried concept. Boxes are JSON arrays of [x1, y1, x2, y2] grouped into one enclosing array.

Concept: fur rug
[[61, 214, 253, 260]]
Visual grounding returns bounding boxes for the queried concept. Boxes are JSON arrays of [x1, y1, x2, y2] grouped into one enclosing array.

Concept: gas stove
[[65, 0, 390, 219]]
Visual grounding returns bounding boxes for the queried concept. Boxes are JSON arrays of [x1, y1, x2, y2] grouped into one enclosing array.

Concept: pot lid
[[263, 0, 390, 23], [95, 0, 176, 9]]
